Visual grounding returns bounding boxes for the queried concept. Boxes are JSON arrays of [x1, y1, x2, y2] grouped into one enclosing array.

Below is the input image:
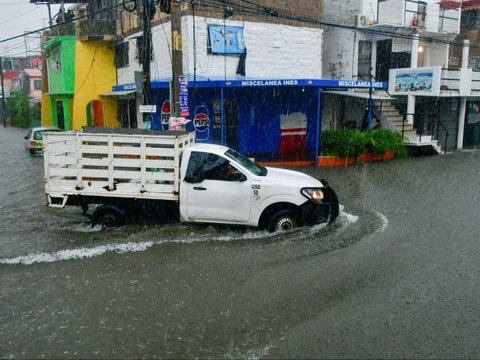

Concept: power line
[[0, 0, 476, 54], [0, 0, 132, 45], [193, 0, 476, 50]]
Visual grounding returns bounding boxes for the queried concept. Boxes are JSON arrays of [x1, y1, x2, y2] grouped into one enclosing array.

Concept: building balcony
[[371, 0, 460, 35], [77, 19, 119, 41], [437, 68, 480, 95], [47, 18, 119, 41], [50, 22, 75, 37]]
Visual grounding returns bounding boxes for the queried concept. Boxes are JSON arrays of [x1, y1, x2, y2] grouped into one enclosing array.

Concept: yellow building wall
[[41, 94, 52, 127], [72, 41, 118, 129]]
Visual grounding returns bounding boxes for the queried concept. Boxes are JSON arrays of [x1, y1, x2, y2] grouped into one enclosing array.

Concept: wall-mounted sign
[[113, 83, 136, 92], [179, 76, 190, 117], [208, 25, 245, 54], [161, 100, 171, 130], [139, 105, 157, 113], [389, 67, 441, 96], [194, 106, 210, 141]]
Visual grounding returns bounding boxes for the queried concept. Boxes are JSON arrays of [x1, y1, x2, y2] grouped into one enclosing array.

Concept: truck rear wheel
[[267, 209, 297, 233], [92, 205, 126, 228]]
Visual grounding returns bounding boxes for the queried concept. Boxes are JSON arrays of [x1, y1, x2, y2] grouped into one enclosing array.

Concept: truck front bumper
[[299, 185, 339, 226]]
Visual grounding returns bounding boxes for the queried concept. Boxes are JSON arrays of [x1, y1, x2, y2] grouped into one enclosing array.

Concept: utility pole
[[141, 0, 155, 128], [171, 0, 183, 116], [47, 0, 53, 27], [0, 57, 6, 127]]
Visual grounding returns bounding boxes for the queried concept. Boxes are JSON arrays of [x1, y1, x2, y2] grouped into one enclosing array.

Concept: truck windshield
[[225, 149, 267, 176]]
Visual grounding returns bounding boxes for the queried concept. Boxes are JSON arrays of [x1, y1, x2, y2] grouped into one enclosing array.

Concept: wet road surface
[[1, 126, 479, 358]]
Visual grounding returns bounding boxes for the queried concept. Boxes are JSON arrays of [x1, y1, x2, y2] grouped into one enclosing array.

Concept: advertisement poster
[[160, 100, 171, 130], [194, 105, 210, 141], [179, 76, 190, 117], [389, 67, 441, 96], [395, 71, 433, 93]]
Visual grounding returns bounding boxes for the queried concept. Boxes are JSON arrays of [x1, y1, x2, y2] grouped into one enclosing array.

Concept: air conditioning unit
[[355, 14, 369, 27]]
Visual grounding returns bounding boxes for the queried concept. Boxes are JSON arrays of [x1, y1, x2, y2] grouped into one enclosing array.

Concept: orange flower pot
[[318, 150, 394, 167]]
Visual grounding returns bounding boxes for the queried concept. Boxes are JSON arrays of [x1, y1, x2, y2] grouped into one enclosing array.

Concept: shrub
[[7, 92, 32, 128], [321, 129, 407, 159]]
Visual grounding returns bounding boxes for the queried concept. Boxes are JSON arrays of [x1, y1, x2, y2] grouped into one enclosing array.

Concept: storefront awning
[[101, 90, 136, 96], [323, 90, 392, 100]]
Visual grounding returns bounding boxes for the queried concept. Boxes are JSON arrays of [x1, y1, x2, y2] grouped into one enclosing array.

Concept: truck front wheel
[[92, 205, 126, 228], [267, 210, 297, 233]]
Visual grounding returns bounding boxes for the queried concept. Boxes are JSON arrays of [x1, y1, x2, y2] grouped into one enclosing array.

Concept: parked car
[[24, 127, 61, 155]]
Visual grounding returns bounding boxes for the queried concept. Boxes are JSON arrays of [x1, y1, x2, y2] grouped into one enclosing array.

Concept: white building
[[323, 0, 475, 153]]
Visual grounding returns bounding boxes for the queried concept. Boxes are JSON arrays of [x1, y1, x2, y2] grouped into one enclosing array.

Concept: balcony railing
[[440, 68, 474, 95], [376, 0, 460, 34], [471, 71, 480, 92], [50, 22, 75, 37], [48, 19, 119, 40], [77, 19, 118, 40]]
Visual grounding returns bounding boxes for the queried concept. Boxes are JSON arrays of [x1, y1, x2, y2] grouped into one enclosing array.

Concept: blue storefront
[[113, 78, 387, 163]]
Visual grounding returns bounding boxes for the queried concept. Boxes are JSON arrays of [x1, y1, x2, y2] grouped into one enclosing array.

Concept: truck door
[[183, 151, 251, 223]]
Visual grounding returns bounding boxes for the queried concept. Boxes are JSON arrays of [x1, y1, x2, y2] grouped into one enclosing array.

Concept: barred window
[[115, 42, 129, 68], [468, 56, 480, 71]]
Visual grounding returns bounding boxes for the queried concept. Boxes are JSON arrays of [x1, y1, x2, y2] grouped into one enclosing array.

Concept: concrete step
[[388, 117, 406, 122], [404, 136, 436, 144], [381, 110, 401, 115]]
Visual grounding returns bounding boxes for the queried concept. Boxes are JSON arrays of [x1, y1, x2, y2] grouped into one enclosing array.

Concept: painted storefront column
[[50, 98, 58, 128], [457, 40, 470, 149], [407, 33, 420, 125], [316, 88, 322, 168]]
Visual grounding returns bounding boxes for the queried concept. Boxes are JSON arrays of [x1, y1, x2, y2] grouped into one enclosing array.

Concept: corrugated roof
[[23, 68, 42, 77], [3, 70, 20, 80]]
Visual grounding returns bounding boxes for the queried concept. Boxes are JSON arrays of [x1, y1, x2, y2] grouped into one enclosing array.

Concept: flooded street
[[1, 126, 480, 359]]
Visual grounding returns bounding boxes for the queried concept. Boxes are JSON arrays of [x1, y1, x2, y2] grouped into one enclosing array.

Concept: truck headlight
[[301, 188, 325, 204]]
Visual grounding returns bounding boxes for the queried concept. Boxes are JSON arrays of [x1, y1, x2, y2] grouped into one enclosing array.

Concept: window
[[33, 79, 42, 90], [225, 148, 267, 176], [465, 10, 480, 30], [468, 56, 480, 71], [184, 152, 246, 183], [358, 40, 372, 81], [115, 42, 129, 68], [208, 25, 246, 54], [52, 49, 61, 71]]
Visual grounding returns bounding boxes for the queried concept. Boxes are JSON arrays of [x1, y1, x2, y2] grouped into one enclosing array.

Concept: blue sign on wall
[[179, 75, 190, 117], [208, 25, 246, 54]]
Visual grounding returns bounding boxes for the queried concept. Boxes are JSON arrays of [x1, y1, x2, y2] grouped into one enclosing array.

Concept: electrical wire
[[191, 0, 476, 50], [0, 0, 476, 52]]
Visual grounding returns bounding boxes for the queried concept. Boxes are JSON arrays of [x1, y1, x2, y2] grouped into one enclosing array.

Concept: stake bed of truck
[[44, 128, 339, 232]]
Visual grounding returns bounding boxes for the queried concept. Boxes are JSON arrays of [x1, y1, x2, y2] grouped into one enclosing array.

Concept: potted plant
[[318, 129, 407, 167]]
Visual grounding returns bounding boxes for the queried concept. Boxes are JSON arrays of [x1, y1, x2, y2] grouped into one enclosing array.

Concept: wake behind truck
[[43, 128, 339, 232]]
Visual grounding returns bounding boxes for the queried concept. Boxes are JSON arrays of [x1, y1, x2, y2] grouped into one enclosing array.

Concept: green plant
[[7, 92, 32, 128], [321, 128, 407, 159]]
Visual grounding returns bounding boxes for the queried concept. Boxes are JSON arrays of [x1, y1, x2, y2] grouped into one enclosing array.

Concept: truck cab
[[180, 144, 339, 232]]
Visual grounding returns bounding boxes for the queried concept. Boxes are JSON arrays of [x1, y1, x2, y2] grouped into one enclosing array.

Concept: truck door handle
[[193, 186, 207, 191]]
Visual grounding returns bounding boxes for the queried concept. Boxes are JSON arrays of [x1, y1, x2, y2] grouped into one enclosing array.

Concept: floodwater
[[1, 126, 480, 359]]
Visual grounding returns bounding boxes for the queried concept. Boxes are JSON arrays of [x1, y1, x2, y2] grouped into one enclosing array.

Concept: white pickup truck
[[43, 128, 339, 232]]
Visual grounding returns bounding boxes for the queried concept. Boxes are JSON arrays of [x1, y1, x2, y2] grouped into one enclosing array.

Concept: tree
[[7, 92, 32, 128]]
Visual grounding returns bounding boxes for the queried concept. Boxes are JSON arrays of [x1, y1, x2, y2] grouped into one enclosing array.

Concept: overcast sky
[[0, 2, 61, 58]]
